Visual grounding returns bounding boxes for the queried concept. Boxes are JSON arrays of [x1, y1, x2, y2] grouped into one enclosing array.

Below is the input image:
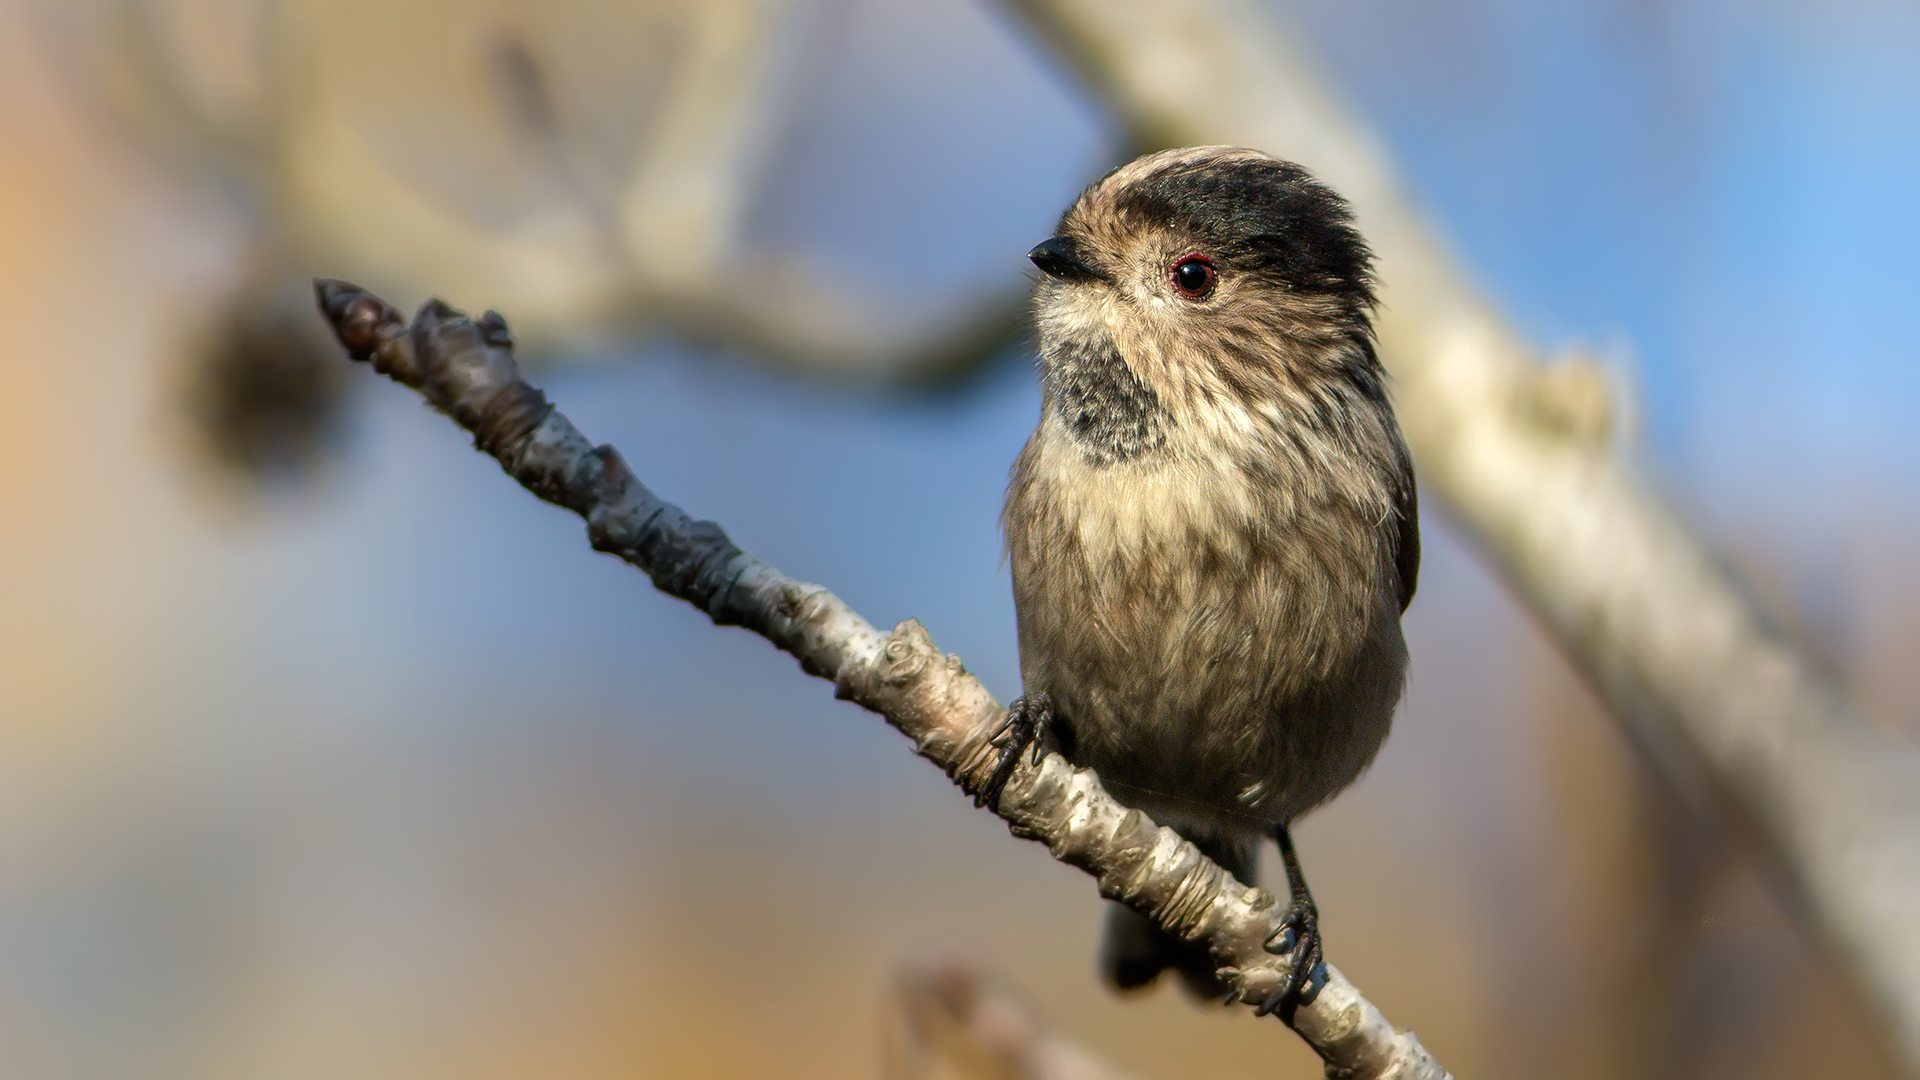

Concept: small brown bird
[[983, 147, 1418, 1019]]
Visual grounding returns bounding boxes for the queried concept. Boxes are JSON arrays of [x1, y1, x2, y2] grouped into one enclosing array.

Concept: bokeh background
[[3, 0, 1918, 1077]]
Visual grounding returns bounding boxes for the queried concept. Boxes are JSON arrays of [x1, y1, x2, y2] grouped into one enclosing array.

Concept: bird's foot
[[1254, 899, 1328, 1021], [974, 692, 1053, 809]]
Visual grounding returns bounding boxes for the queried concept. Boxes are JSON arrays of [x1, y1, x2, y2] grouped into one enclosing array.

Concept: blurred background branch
[[884, 948, 1135, 1080], [39, 0, 1030, 484]]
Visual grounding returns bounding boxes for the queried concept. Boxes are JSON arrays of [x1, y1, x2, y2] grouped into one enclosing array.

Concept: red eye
[[1170, 255, 1216, 299]]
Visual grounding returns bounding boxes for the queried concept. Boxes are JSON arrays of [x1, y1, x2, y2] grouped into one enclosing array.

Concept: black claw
[[1302, 959, 1329, 999], [1253, 824, 1329, 1023], [974, 692, 1053, 809], [1255, 900, 1325, 1019]]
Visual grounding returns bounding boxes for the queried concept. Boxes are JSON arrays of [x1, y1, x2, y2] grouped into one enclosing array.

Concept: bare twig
[[997, 0, 1920, 1065], [313, 280, 1452, 1080]]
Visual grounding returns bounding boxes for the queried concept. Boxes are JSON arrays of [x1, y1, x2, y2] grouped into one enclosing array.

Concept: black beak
[[1028, 236, 1097, 282]]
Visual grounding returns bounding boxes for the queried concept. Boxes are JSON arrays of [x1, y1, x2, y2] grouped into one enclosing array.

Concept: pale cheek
[[1035, 291, 1111, 349]]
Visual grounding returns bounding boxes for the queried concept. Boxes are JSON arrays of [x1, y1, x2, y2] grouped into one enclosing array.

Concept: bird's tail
[[1098, 831, 1259, 999]]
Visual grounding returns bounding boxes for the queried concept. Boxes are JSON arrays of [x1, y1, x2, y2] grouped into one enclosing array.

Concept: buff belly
[[1007, 428, 1407, 840]]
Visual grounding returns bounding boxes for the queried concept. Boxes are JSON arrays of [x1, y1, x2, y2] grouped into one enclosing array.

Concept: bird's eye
[[1170, 255, 1217, 299]]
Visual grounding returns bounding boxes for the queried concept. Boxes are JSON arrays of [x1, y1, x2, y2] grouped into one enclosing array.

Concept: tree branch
[[313, 279, 1451, 1080], [995, 0, 1920, 1066]]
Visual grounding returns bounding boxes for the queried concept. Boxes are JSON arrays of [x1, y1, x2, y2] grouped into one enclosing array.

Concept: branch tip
[[312, 278, 397, 360]]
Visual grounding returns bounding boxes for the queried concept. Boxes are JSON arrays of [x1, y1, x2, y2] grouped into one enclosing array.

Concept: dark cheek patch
[[1044, 334, 1166, 466]]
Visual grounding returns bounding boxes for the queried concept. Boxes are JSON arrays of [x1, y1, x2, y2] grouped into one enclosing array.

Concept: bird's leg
[[1255, 823, 1329, 1022], [974, 692, 1053, 809]]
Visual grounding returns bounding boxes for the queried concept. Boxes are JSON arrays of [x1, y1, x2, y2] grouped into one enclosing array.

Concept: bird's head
[[1027, 147, 1382, 466]]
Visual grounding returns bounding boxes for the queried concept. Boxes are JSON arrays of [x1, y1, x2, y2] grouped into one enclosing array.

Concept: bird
[[982, 146, 1419, 1020]]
